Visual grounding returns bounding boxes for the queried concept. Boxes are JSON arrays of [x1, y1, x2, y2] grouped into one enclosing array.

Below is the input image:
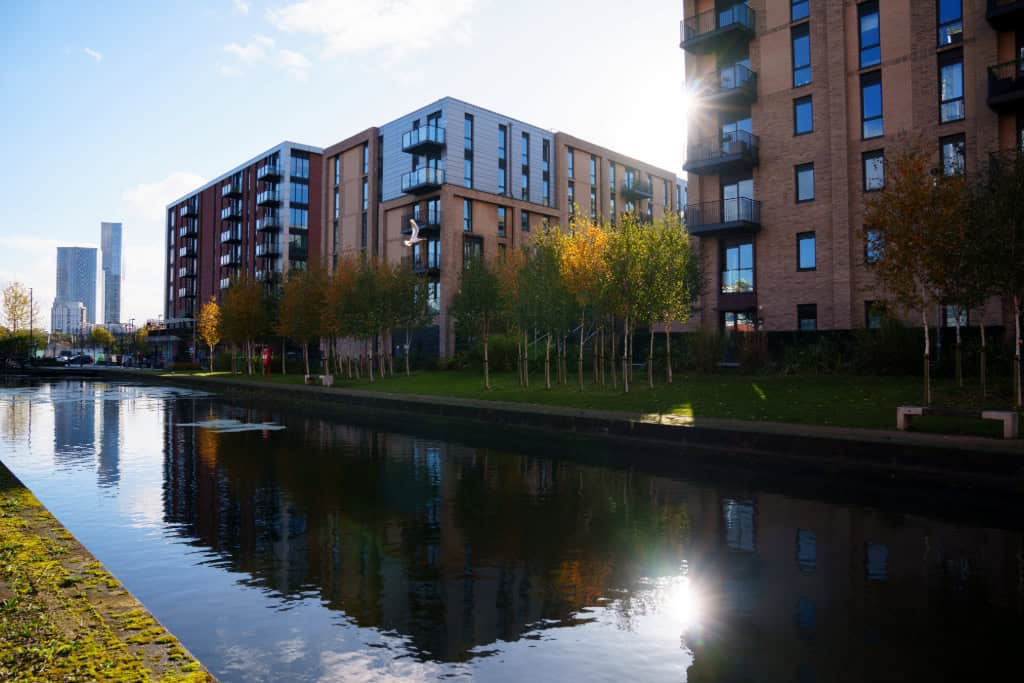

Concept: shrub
[[684, 329, 724, 373], [850, 318, 922, 375], [167, 361, 201, 372], [737, 331, 771, 373]]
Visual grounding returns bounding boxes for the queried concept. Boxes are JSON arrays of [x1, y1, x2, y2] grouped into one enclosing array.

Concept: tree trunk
[[405, 329, 412, 376], [922, 308, 931, 405], [523, 330, 529, 388], [368, 341, 374, 383], [281, 338, 287, 375], [665, 327, 673, 385], [247, 340, 254, 375], [1015, 296, 1022, 410], [648, 325, 655, 389], [544, 333, 552, 390], [303, 342, 310, 376], [208, 344, 214, 373], [483, 331, 491, 390], [954, 314, 962, 389], [610, 322, 618, 389], [622, 317, 630, 394], [578, 312, 585, 391], [980, 322, 987, 397]]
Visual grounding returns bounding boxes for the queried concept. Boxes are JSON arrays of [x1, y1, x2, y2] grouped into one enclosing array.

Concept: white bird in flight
[[404, 219, 424, 247]]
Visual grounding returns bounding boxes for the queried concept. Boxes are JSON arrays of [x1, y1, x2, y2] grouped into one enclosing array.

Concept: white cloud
[[218, 64, 243, 78], [223, 34, 275, 63], [276, 48, 311, 81], [232, 0, 251, 15], [266, 0, 478, 60], [83, 47, 103, 62]]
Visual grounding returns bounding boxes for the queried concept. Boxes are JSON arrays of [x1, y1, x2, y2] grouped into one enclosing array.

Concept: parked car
[[67, 355, 94, 366]]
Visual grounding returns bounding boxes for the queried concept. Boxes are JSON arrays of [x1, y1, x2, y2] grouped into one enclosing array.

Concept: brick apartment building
[[164, 98, 683, 359], [680, 0, 1013, 334]]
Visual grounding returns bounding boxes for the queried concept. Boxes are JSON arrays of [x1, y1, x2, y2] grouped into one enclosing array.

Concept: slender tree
[[278, 267, 327, 376], [220, 277, 269, 375], [391, 261, 434, 376], [196, 297, 221, 372], [2, 282, 34, 332], [561, 217, 610, 391], [450, 256, 502, 389]]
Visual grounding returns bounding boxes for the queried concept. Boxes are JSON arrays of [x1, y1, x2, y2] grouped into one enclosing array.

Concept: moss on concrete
[[0, 462, 214, 682]]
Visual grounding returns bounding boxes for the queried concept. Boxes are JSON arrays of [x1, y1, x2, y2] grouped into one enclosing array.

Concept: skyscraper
[[101, 222, 123, 324], [54, 246, 97, 325]]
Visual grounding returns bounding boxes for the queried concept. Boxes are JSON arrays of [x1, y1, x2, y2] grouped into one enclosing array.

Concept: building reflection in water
[[52, 381, 96, 471], [159, 399, 1023, 679], [97, 388, 121, 489]]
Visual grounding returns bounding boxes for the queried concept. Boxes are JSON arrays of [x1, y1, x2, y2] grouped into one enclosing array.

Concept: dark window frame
[[795, 162, 815, 203], [721, 239, 756, 295], [797, 231, 817, 271], [860, 70, 883, 139], [858, 0, 881, 69], [940, 133, 966, 176], [794, 96, 813, 135], [862, 149, 884, 192], [791, 0, 809, 22], [791, 22, 812, 88], [936, 0, 962, 47], [938, 48, 965, 124], [797, 303, 818, 331]]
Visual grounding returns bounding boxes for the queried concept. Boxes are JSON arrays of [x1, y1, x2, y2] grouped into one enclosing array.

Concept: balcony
[[178, 284, 196, 299], [179, 202, 199, 218], [684, 198, 761, 237], [178, 265, 196, 279], [401, 167, 445, 194], [987, 60, 1024, 112], [413, 259, 441, 275], [402, 209, 442, 234], [257, 163, 282, 181], [221, 226, 241, 243], [221, 181, 242, 198], [684, 131, 759, 176], [700, 64, 758, 106], [220, 250, 241, 267], [401, 125, 446, 154], [254, 269, 279, 284], [256, 213, 281, 232], [987, 0, 1024, 30], [256, 241, 282, 258], [221, 202, 243, 221], [178, 220, 198, 238], [621, 178, 653, 201], [178, 244, 197, 259], [256, 189, 281, 206], [679, 3, 755, 54]]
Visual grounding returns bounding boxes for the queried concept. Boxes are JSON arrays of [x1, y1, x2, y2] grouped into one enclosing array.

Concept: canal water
[[0, 380, 1020, 682]]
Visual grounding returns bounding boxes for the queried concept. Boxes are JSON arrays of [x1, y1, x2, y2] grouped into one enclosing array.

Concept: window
[[864, 227, 882, 264], [797, 530, 816, 573], [542, 139, 551, 205], [865, 301, 883, 329], [797, 232, 816, 270], [721, 241, 754, 294], [289, 182, 309, 204], [797, 304, 818, 331], [863, 150, 884, 191], [498, 168, 506, 195], [464, 158, 473, 188], [858, 1, 880, 69], [463, 238, 482, 267], [464, 114, 473, 151], [609, 162, 616, 195], [427, 239, 441, 269], [941, 134, 965, 176], [521, 210, 530, 232], [939, 50, 964, 123], [362, 143, 369, 175], [796, 163, 815, 202], [463, 199, 472, 232], [791, 0, 808, 22], [521, 132, 529, 166], [937, 0, 962, 46], [333, 189, 340, 219], [722, 499, 756, 552], [497, 207, 506, 238], [426, 280, 441, 314], [861, 71, 883, 139], [464, 114, 474, 189], [943, 304, 968, 328], [866, 543, 889, 582], [290, 155, 309, 179], [333, 156, 340, 185], [794, 96, 813, 135], [610, 197, 616, 223], [542, 139, 550, 172], [521, 171, 529, 201], [792, 23, 811, 87], [590, 187, 598, 220], [589, 156, 597, 185], [567, 148, 574, 178], [289, 207, 308, 228], [361, 212, 367, 248], [568, 182, 575, 214], [361, 179, 368, 210]]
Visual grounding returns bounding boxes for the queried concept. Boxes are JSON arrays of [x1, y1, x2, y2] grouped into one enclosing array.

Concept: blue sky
[[0, 0, 685, 326]]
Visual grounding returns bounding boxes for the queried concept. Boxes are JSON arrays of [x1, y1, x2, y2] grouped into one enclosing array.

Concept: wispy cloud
[[223, 34, 274, 63], [220, 34, 310, 81], [276, 48, 311, 81], [266, 0, 478, 60], [232, 0, 251, 15], [83, 47, 103, 62]]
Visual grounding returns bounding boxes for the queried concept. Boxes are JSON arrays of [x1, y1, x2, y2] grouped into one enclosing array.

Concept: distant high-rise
[[101, 222, 123, 324], [54, 247, 97, 325]]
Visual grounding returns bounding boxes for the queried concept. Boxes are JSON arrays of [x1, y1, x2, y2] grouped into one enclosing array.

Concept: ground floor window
[[723, 310, 757, 333], [797, 303, 817, 331], [721, 240, 754, 294], [865, 301, 883, 329], [942, 304, 968, 328]]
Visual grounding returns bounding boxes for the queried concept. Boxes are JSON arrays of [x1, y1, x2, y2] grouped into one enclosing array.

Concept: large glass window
[[463, 238, 482, 267], [858, 1, 880, 68], [289, 182, 309, 204], [865, 226, 882, 264], [589, 156, 597, 185], [863, 150, 884, 191], [792, 23, 811, 87], [463, 199, 472, 232], [361, 179, 368, 210], [939, 50, 964, 123], [568, 148, 574, 178], [290, 155, 309, 179], [797, 304, 817, 331], [861, 71, 883, 139], [937, 0, 962, 46], [722, 241, 754, 294], [464, 158, 473, 189], [590, 187, 598, 220], [362, 143, 369, 175], [941, 134, 965, 176], [521, 210, 530, 232], [794, 96, 813, 135], [796, 163, 815, 202], [791, 0, 808, 22], [497, 207, 506, 238], [464, 114, 473, 151], [568, 182, 575, 214], [333, 156, 340, 185], [289, 207, 308, 228], [797, 232, 816, 270]]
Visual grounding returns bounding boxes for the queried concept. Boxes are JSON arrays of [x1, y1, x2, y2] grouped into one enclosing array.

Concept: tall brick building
[[164, 98, 682, 359], [680, 0, 1012, 333]]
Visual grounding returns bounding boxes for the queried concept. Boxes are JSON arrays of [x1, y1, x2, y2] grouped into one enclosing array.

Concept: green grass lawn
[[158, 367, 1022, 438]]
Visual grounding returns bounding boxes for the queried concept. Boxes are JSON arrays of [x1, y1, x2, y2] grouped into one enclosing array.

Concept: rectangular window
[[427, 281, 441, 314], [498, 169, 506, 195], [333, 156, 340, 185], [361, 212, 367, 249], [464, 158, 473, 189], [497, 207, 506, 238], [861, 71, 883, 139], [590, 187, 598, 220], [463, 238, 482, 267], [797, 232, 816, 270], [943, 304, 968, 328], [796, 163, 815, 202], [865, 301, 883, 329], [290, 155, 309, 179], [858, 1, 880, 69], [863, 150, 884, 191], [941, 134, 965, 176], [797, 304, 818, 331], [498, 124, 507, 195], [864, 226, 882, 264], [361, 179, 368, 210], [463, 199, 472, 232], [289, 207, 308, 228], [939, 50, 965, 123], [521, 132, 529, 166], [609, 162, 616, 195], [498, 125, 506, 160], [498, 243, 507, 259], [792, 23, 811, 87], [791, 0, 808, 22], [794, 96, 813, 135], [521, 210, 530, 232], [937, 0, 962, 46], [362, 143, 369, 175], [542, 139, 550, 172], [721, 241, 754, 294], [589, 156, 597, 185], [568, 182, 575, 214], [464, 113, 474, 189], [521, 171, 529, 201], [464, 114, 473, 151], [610, 197, 616, 223], [567, 148, 575, 179], [289, 182, 309, 204]]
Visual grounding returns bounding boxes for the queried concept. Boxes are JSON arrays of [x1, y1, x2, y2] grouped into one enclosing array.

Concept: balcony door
[[722, 178, 753, 222]]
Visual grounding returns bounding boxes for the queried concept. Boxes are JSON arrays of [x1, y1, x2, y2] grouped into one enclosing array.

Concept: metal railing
[[621, 178, 653, 199], [256, 189, 281, 205], [402, 209, 442, 233], [703, 64, 757, 100], [402, 125, 446, 152], [401, 167, 445, 192], [256, 213, 280, 232], [686, 130, 759, 165], [684, 197, 761, 229], [257, 163, 281, 180], [681, 3, 755, 45]]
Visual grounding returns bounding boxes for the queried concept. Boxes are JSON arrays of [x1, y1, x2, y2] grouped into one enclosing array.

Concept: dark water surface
[[0, 380, 1020, 682]]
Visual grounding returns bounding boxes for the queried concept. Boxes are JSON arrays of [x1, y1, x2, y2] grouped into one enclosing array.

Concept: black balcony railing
[[621, 178, 653, 200], [221, 182, 242, 198], [684, 198, 761, 236], [180, 202, 199, 218], [987, 0, 1024, 29], [254, 270, 279, 284], [220, 251, 241, 267], [684, 130, 759, 175], [178, 265, 197, 279], [221, 202, 242, 221], [220, 227, 241, 243], [988, 60, 1024, 111], [402, 209, 442, 233], [256, 213, 281, 232], [178, 221, 198, 238], [401, 167, 445, 193], [256, 242, 281, 258], [680, 3, 755, 53], [402, 125, 446, 153], [256, 189, 281, 206], [257, 163, 282, 181], [701, 64, 758, 104]]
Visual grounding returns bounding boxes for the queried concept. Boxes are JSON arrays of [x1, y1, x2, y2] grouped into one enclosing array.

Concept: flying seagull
[[404, 219, 424, 247]]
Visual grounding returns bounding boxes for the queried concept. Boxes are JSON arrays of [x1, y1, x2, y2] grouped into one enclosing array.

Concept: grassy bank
[[0, 464, 212, 682], [159, 368, 1022, 438]]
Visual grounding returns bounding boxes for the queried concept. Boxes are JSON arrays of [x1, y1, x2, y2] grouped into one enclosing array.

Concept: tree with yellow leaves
[[196, 297, 221, 372]]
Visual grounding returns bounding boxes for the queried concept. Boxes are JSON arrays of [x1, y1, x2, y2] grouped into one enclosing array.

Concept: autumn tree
[[391, 262, 435, 375], [517, 229, 574, 389], [323, 256, 360, 377], [604, 212, 647, 393], [195, 297, 221, 372], [450, 256, 503, 390], [2, 282, 34, 332], [220, 277, 269, 375], [278, 266, 326, 376], [89, 326, 115, 353], [561, 217, 610, 391]]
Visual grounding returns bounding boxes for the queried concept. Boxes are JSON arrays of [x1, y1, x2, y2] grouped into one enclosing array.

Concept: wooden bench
[[896, 406, 1019, 439], [304, 374, 334, 387]]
